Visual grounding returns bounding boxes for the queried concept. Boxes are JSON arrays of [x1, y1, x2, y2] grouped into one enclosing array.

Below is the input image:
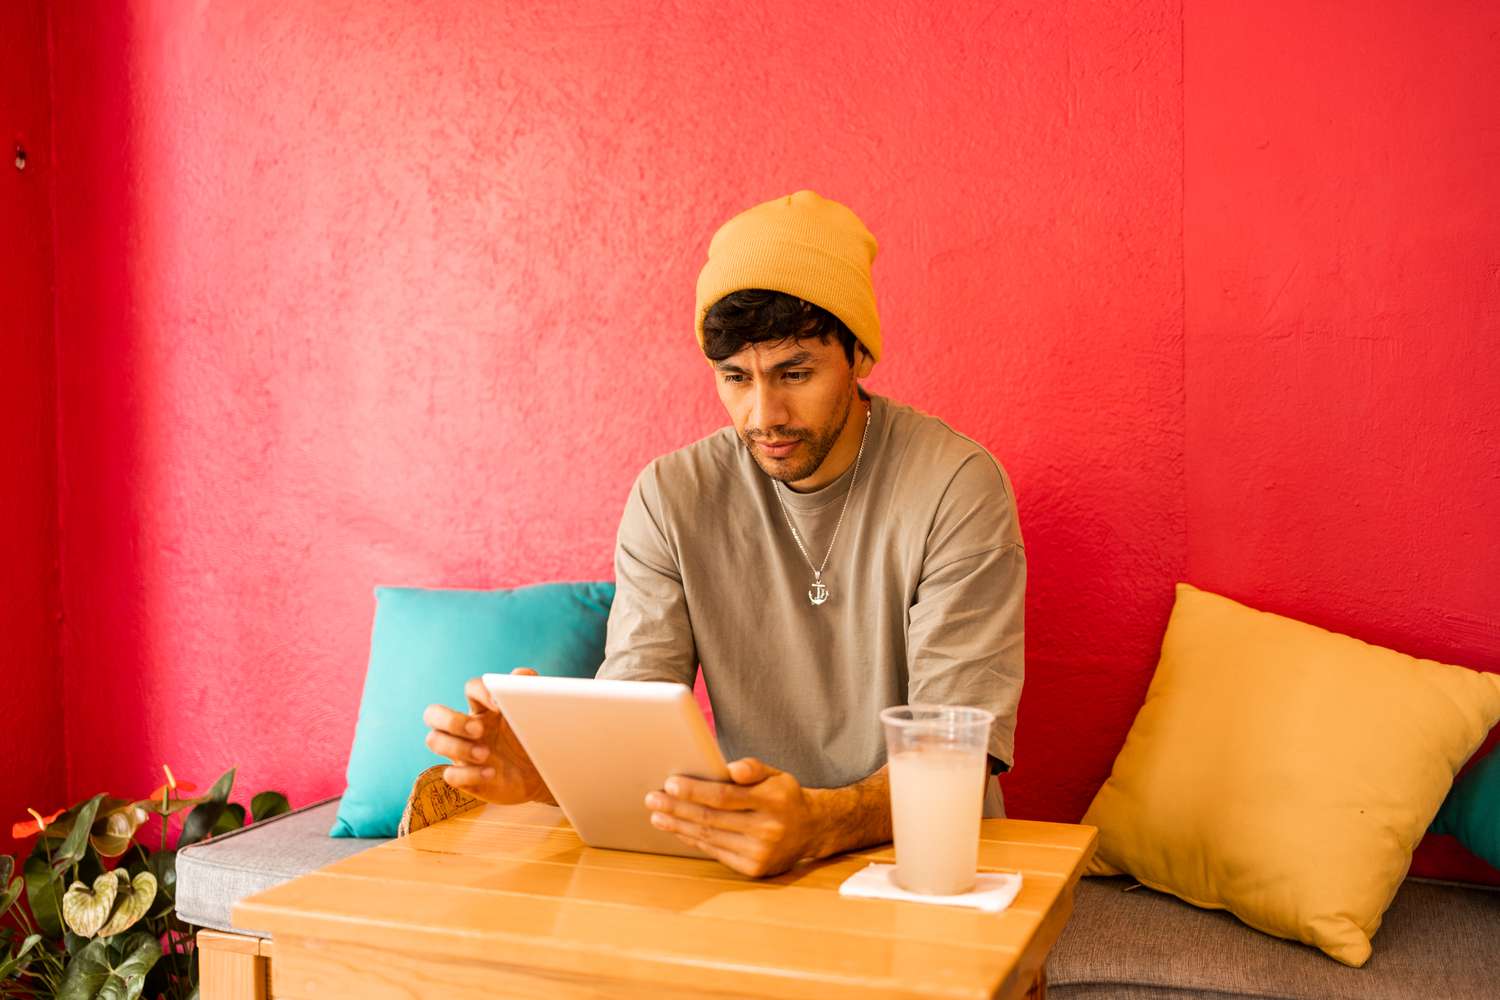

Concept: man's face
[[714, 337, 866, 484]]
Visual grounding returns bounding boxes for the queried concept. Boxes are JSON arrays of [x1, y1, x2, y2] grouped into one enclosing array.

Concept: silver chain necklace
[[771, 402, 872, 606]]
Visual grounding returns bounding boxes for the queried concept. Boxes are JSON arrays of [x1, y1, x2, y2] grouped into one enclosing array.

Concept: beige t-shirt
[[597, 393, 1025, 817]]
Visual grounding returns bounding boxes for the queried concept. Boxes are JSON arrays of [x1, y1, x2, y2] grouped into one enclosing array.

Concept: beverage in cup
[[880, 704, 994, 895]]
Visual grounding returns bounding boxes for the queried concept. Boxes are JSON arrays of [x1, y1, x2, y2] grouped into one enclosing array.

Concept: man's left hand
[[644, 758, 827, 878]]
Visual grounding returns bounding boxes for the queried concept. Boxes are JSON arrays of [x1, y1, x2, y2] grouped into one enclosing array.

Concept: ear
[[853, 344, 875, 379]]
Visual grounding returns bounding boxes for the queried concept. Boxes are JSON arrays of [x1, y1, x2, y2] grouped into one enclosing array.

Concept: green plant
[[2, 768, 289, 1000]]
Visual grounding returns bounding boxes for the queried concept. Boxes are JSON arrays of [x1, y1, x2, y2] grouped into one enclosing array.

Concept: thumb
[[727, 757, 778, 785]]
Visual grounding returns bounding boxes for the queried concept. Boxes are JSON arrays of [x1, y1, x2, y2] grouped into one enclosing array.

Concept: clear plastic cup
[[880, 704, 995, 895]]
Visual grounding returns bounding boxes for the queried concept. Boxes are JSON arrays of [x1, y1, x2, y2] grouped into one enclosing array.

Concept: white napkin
[[838, 863, 1023, 913]]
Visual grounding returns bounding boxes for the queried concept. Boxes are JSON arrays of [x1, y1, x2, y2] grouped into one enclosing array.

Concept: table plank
[[418, 814, 1089, 884], [268, 934, 939, 1000], [318, 847, 1054, 946], [457, 805, 1097, 856]]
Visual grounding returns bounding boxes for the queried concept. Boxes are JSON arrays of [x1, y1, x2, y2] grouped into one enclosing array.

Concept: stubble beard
[[742, 385, 857, 484]]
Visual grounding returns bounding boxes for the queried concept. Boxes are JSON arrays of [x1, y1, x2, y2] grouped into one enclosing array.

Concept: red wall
[[1185, 0, 1500, 883], [15, 0, 1497, 882], [43, 0, 1184, 826], [1, 0, 62, 861]]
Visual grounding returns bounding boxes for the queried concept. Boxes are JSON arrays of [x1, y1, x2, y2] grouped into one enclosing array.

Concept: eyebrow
[[715, 351, 815, 375]]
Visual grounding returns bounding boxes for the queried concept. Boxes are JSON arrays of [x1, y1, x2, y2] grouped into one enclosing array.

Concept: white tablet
[[480, 673, 730, 859]]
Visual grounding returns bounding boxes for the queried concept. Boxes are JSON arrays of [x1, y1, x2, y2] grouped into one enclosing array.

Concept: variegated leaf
[[61, 872, 118, 938], [98, 869, 157, 937], [89, 798, 150, 859]]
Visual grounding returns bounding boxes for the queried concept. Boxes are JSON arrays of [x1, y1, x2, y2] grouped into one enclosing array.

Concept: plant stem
[[32, 941, 64, 997], [29, 838, 68, 997], [6, 976, 52, 1000], [38, 837, 64, 937], [9, 895, 35, 936]]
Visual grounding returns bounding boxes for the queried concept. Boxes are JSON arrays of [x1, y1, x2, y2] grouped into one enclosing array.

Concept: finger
[[442, 764, 497, 788], [643, 792, 759, 834], [668, 831, 769, 879], [423, 703, 484, 739], [425, 729, 491, 764], [650, 810, 762, 857], [465, 668, 537, 714], [664, 775, 754, 810], [464, 677, 500, 715], [704, 847, 772, 879], [727, 757, 778, 785]]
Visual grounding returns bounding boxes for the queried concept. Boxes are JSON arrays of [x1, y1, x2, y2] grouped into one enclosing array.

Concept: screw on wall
[[14, 144, 26, 171]]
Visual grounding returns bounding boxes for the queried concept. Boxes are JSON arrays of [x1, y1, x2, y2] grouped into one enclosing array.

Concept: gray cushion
[[175, 797, 387, 935], [1048, 875, 1500, 1000]]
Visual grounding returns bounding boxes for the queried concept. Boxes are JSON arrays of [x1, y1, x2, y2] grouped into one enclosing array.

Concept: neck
[[785, 390, 871, 493]]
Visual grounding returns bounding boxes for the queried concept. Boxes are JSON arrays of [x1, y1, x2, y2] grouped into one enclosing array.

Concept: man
[[423, 190, 1025, 878]]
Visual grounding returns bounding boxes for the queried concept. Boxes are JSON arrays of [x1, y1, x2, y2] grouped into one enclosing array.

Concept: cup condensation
[[880, 705, 995, 895]]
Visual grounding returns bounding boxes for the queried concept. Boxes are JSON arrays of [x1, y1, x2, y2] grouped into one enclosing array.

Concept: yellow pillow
[[1083, 583, 1500, 967]]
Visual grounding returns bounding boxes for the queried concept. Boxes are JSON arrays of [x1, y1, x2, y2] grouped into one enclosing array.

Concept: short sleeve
[[905, 454, 1026, 768], [596, 464, 698, 686]]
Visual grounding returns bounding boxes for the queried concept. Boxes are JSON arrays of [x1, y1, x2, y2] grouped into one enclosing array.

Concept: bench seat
[[1048, 874, 1500, 999], [177, 798, 386, 936]]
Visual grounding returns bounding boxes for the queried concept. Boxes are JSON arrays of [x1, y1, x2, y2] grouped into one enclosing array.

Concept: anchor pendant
[[808, 575, 829, 606]]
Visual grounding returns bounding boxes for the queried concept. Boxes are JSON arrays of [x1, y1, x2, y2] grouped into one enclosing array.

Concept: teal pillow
[[1431, 742, 1500, 870], [331, 581, 615, 838]]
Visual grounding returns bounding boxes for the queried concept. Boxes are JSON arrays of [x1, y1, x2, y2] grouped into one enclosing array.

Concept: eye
[[784, 370, 811, 383], [721, 373, 747, 384]]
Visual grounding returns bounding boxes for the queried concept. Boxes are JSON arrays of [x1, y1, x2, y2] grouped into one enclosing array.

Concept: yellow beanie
[[694, 190, 882, 363]]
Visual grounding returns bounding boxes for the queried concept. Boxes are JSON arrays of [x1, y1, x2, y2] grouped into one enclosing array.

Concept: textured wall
[[45, 0, 1184, 823], [1185, 1, 1500, 882], [0, 0, 62, 861], [35, 0, 1498, 886]]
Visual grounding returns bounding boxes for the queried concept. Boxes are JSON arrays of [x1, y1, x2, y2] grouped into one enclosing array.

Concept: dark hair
[[702, 289, 860, 364]]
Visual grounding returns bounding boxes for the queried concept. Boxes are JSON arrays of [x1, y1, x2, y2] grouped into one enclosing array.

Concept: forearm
[[806, 765, 892, 859]]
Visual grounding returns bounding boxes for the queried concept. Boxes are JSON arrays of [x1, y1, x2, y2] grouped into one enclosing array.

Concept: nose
[[747, 379, 790, 435]]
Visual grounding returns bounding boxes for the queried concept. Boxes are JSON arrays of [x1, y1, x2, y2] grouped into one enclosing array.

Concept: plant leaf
[[201, 769, 236, 805], [56, 795, 107, 868], [176, 770, 234, 850], [62, 872, 119, 937], [57, 931, 161, 1000], [24, 850, 64, 939], [40, 811, 77, 843], [66, 928, 92, 955], [250, 791, 291, 823], [1, 874, 22, 920], [0, 931, 43, 980], [89, 798, 150, 860], [97, 871, 156, 937], [133, 793, 201, 818], [210, 803, 246, 837], [0, 854, 14, 926], [144, 851, 176, 918]]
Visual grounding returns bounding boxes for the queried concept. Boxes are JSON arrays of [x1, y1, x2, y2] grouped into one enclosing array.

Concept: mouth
[[755, 439, 802, 460]]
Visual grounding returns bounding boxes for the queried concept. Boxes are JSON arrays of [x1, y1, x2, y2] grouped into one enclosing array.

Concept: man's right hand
[[422, 668, 556, 806]]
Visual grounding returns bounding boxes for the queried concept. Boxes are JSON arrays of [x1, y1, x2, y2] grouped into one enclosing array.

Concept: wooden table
[[233, 802, 1096, 1000]]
